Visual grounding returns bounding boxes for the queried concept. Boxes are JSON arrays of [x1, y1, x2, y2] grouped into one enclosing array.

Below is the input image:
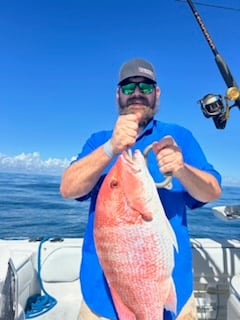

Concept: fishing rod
[[180, 0, 240, 129]]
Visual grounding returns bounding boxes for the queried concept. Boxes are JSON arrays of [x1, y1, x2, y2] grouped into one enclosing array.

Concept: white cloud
[[1, 152, 240, 186], [222, 176, 240, 187], [0, 152, 70, 175]]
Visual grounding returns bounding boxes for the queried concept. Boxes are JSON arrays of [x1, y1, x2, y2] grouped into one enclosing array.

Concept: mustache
[[126, 96, 149, 107]]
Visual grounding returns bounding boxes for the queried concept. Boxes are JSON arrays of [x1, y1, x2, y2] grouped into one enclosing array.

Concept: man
[[60, 58, 222, 320]]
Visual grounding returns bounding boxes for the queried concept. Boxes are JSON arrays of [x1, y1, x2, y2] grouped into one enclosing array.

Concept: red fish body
[[94, 150, 178, 320]]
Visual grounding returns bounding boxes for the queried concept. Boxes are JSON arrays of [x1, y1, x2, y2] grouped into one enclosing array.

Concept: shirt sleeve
[[71, 131, 112, 202], [175, 127, 222, 209]]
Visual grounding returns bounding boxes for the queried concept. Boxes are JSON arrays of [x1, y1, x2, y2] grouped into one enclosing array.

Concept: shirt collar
[[137, 118, 155, 140]]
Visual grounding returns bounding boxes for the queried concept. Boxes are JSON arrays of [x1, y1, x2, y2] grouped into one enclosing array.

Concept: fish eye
[[110, 179, 119, 189]]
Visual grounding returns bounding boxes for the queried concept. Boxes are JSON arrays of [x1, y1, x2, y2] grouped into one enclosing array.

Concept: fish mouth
[[122, 148, 145, 173], [124, 149, 142, 173], [125, 149, 141, 161], [126, 149, 133, 159]]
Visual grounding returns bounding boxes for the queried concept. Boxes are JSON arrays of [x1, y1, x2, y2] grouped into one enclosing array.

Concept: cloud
[[1, 152, 240, 186], [0, 152, 70, 175], [221, 176, 240, 187]]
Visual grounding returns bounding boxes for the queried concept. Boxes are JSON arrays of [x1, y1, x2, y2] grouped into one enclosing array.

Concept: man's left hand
[[152, 135, 184, 176]]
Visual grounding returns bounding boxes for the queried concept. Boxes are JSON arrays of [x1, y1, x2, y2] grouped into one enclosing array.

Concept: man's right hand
[[109, 113, 141, 155]]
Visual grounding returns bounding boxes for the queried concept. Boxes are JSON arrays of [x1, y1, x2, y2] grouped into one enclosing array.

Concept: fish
[[94, 149, 178, 320]]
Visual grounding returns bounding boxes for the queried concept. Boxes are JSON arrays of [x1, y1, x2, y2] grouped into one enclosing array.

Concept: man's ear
[[156, 86, 161, 99], [116, 87, 120, 99]]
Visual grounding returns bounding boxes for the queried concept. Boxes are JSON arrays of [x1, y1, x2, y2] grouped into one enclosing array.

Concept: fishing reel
[[198, 87, 240, 129]]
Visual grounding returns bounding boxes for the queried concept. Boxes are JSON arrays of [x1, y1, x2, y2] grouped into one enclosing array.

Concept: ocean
[[0, 172, 239, 240]]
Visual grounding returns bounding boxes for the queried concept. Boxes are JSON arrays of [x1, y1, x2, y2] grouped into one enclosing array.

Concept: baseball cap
[[118, 58, 157, 85]]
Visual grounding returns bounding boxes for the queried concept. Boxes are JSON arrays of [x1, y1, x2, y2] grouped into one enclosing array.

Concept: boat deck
[[0, 237, 239, 320]]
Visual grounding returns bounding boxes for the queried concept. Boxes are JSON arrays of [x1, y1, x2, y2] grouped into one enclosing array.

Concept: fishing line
[[176, 0, 240, 12]]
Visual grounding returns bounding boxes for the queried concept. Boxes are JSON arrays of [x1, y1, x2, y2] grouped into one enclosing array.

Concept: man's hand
[[152, 135, 184, 176], [109, 113, 142, 155]]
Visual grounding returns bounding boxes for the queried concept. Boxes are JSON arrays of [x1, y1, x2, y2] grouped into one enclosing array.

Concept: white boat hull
[[0, 237, 239, 320]]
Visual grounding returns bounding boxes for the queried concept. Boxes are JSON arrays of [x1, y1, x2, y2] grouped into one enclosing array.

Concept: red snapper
[[94, 149, 178, 320]]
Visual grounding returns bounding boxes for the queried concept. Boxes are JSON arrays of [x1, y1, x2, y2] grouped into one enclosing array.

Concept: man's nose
[[133, 85, 141, 95]]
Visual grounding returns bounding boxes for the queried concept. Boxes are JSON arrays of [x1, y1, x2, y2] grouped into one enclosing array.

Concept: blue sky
[[1, 0, 240, 185]]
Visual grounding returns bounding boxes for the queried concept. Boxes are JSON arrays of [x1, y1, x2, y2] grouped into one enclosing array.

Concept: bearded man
[[60, 58, 221, 320]]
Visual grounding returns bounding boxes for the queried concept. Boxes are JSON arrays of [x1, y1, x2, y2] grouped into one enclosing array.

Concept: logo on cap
[[138, 67, 154, 78]]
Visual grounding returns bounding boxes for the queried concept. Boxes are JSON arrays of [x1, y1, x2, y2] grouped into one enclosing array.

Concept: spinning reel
[[181, 0, 240, 129], [198, 87, 240, 129]]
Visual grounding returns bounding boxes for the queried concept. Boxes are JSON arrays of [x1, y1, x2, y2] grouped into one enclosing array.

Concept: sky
[[1, 0, 240, 185]]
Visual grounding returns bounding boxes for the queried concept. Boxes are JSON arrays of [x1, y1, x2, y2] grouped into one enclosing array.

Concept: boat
[[0, 205, 239, 320], [1, 1, 239, 319]]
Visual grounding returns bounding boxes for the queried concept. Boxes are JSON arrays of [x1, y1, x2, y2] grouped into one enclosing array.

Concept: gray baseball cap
[[118, 58, 157, 85]]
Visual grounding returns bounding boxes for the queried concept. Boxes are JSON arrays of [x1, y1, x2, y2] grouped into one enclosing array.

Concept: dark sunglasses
[[120, 82, 155, 95]]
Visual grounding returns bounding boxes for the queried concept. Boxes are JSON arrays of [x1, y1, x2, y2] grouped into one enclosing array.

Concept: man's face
[[117, 77, 160, 129]]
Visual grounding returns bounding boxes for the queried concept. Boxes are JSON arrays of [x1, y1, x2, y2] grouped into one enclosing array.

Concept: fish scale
[[94, 149, 178, 320]]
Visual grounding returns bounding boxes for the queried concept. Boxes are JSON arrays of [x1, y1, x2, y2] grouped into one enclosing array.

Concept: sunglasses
[[120, 82, 155, 95]]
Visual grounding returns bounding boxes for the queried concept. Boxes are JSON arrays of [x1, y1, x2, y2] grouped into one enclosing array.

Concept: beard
[[118, 94, 158, 130]]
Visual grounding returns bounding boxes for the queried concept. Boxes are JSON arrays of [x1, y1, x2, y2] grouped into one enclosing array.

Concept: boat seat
[[41, 247, 81, 282], [34, 243, 83, 319]]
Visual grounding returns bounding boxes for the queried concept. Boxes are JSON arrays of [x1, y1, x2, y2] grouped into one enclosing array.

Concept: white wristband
[[103, 140, 114, 158]]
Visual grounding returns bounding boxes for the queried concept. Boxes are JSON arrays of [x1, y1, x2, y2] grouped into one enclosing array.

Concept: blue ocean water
[[0, 172, 239, 239]]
